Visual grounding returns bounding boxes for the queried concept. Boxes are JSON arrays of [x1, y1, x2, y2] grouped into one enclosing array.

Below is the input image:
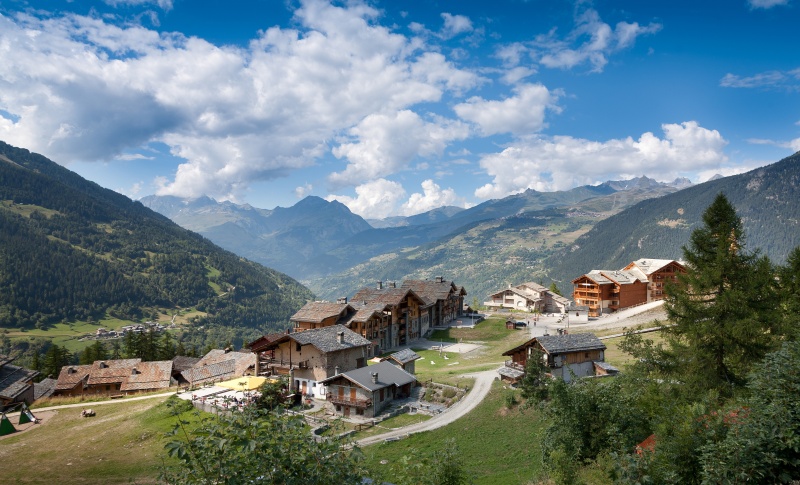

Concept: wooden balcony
[[326, 394, 372, 408], [261, 358, 309, 370], [504, 360, 525, 371]]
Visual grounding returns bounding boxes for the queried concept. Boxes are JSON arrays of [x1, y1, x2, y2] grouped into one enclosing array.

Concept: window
[[356, 357, 365, 368], [296, 343, 302, 352]]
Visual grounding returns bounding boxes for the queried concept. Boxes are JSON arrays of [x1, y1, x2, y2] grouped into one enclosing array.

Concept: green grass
[[0, 396, 193, 484], [602, 330, 665, 370], [362, 382, 546, 485], [351, 413, 432, 441]]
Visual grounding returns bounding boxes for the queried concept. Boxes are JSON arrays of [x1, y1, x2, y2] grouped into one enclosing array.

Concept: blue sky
[[1, 0, 798, 218]]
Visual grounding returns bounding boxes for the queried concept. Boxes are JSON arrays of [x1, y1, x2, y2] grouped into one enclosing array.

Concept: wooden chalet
[[319, 361, 416, 418], [401, 276, 467, 334], [55, 359, 176, 397], [248, 325, 371, 399], [352, 282, 426, 349], [290, 300, 353, 332], [0, 355, 39, 409], [501, 333, 608, 383], [484, 282, 570, 313], [573, 259, 685, 317], [380, 348, 422, 374]]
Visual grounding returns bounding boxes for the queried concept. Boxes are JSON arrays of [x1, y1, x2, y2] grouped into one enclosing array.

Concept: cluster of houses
[[88, 321, 172, 341], [483, 281, 570, 313]]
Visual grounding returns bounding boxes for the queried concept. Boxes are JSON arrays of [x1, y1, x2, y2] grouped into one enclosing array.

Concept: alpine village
[[7, 0, 800, 480], [0, 139, 798, 485]]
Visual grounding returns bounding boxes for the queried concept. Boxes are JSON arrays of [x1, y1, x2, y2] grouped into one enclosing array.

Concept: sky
[[1, 0, 799, 219]]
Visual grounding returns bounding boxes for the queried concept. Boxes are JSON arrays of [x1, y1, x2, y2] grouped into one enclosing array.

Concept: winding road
[[356, 369, 497, 447]]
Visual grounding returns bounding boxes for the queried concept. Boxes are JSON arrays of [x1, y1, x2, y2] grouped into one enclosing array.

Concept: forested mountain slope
[[0, 142, 313, 339], [544, 151, 800, 293]]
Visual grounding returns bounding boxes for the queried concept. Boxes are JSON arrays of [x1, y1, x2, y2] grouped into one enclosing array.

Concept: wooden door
[[301, 381, 307, 395], [338, 386, 344, 398], [350, 388, 357, 402], [343, 406, 350, 417]]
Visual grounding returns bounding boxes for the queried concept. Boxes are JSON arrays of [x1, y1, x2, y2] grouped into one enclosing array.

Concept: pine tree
[[664, 193, 781, 395]]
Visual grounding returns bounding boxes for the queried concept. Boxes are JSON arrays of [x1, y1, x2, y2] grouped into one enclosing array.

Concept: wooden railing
[[262, 358, 309, 369], [504, 360, 525, 371]]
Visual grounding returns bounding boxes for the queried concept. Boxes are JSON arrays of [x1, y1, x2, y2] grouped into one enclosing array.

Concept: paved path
[[356, 369, 497, 447]]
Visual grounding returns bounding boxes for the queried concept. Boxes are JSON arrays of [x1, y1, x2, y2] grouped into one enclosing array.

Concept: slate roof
[[247, 332, 290, 352], [319, 361, 416, 391], [497, 366, 525, 380], [181, 359, 236, 384], [289, 325, 372, 353], [503, 333, 606, 356], [34, 378, 58, 400], [401, 279, 464, 306], [342, 301, 387, 324], [290, 301, 351, 323], [601, 270, 647, 285], [536, 334, 606, 354], [594, 361, 620, 373], [0, 359, 39, 401], [55, 364, 92, 391], [351, 287, 422, 307], [385, 349, 421, 365], [171, 356, 201, 374], [87, 359, 142, 386], [195, 350, 255, 376], [575, 271, 614, 285], [120, 360, 173, 391]]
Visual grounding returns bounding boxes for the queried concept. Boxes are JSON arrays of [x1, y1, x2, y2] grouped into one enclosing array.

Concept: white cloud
[[0, 0, 479, 201], [117, 181, 143, 198], [326, 179, 407, 219], [520, 6, 661, 72], [440, 13, 473, 39], [746, 136, 800, 152], [748, 0, 790, 8], [475, 121, 728, 199], [295, 183, 313, 199], [105, 0, 173, 9], [454, 83, 561, 136], [329, 110, 470, 186], [720, 68, 800, 89], [400, 179, 467, 216]]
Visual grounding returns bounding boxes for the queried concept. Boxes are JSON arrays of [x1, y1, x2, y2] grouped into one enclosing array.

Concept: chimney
[[68, 367, 76, 374], [371, 372, 378, 384], [376, 281, 383, 290], [337, 297, 348, 304], [337, 331, 345, 344], [335, 365, 340, 375], [435, 276, 444, 283], [388, 281, 396, 288], [99, 362, 107, 369], [131, 368, 139, 375]]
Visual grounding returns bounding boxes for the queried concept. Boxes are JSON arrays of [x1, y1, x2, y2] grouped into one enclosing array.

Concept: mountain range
[[142, 175, 697, 300], [0, 141, 313, 348]]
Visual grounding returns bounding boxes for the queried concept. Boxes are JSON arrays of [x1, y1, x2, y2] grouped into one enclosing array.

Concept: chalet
[[179, 349, 255, 387], [0, 355, 39, 409], [249, 325, 372, 399], [319, 361, 416, 418], [290, 300, 353, 332], [484, 282, 570, 313], [380, 348, 422, 374], [352, 282, 426, 349], [572, 259, 685, 317], [501, 333, 608, 383], [401, 277, 467, 333], [55, 358, 176, 396]]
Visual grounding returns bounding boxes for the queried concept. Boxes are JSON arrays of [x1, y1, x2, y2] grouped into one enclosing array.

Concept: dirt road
[[356, 369, 497, 447]]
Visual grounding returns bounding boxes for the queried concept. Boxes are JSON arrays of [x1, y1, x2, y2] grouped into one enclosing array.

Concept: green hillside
[[0, 142, 313, 349], [545, 151, 800, 293]]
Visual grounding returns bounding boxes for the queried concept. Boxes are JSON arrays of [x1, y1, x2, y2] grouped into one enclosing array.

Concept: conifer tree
[[664, 193, 781, 395]]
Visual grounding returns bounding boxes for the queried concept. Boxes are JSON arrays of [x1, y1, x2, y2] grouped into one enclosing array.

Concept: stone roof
[[351, 287, 421, 307], [171, 356, 201, 373], [195, 350, 255, 375], [497, 366, 525, 380], [181, 359, 236, 385], [601, 270, 647, 285], [247, 333, 290, 352], [401, 279, 463, 305], [320, 361, 416, 392], [384, 349, 421, 365], [33, 378, 58, 400], [341, 301, 387, 325], [503, 333, 606, 356], [536, 334, 606, 354], [120, 360, 173, 391], [289, 325, 372, 353], [575, 271, 614, 285], [56, 364, 92, 391], [290, 301, 351, 323], [0, 359, 39, 401], [87, 359, 142, 386]]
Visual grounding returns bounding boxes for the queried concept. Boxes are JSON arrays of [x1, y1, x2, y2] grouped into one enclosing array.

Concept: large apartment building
[[572, 259, 685, 317]]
